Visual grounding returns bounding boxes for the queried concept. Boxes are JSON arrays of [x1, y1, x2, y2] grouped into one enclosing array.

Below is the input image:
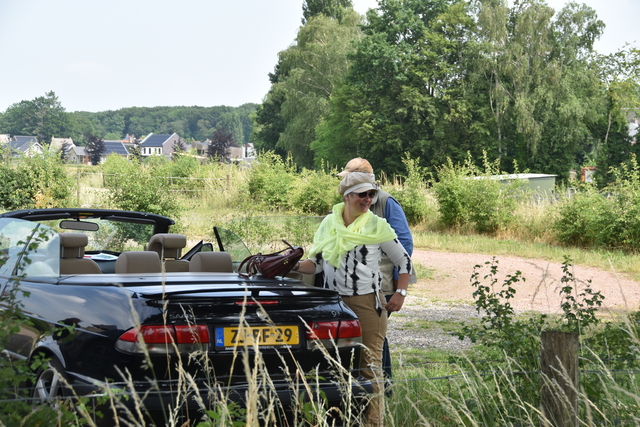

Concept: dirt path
[[387, 251, 640, 350], [410, 250, 640, 315]]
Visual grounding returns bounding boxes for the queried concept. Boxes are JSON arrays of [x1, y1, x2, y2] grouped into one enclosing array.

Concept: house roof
[[50, 137, 74, 150], [50, 137, 75, 154], [70, 146, 86, 156], [11, 135, 38, 144], [103, 140, 129, 156], [140, 133, 176, 147], [9, 136, 39, 152]]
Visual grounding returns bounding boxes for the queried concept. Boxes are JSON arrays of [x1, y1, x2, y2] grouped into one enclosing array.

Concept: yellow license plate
[[216, 325, 300, 348]]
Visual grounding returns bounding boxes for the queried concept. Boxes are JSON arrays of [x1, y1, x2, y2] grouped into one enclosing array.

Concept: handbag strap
[[238, 254, 261, 278], [280, 239, 295, 251]]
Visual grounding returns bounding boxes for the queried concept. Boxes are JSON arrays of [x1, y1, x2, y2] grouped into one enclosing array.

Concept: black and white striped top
[[310, 238, 412, 304]]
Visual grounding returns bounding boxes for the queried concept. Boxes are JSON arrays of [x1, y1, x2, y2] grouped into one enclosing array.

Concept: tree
[[58, 141, 73, 162], [460, 0, 607, 179], [302, 0, 353, 24], [314, 0, 610, 180], [126, 136, 142, 163], [313, 0, 471, 174], [86, 135, 106, 165], [0, 91, 73, 144], [252, 74, 289, 159], [592, 46, 640, 183], [172, 137, 188, 158], [207, 125, 234, 162], [254, 10, 361, 169], [68, 105, 257, 143], [217, 112, 244, 146]]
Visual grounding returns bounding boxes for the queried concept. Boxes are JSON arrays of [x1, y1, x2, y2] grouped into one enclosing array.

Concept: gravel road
[[387, 250, 640, 351]]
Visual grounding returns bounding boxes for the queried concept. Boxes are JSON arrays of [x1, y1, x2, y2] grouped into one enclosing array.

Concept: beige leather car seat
[[189, 252, 233, 273], [115, 251, 162, 274], [147, 233, 189, 272], [59, 233, 102, 274]]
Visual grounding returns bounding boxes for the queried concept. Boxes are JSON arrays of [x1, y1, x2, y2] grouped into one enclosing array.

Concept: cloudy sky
[[0, 0, 636, 113]]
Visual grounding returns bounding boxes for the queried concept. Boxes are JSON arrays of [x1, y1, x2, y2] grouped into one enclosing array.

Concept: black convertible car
[[0, 209, 370, 425]]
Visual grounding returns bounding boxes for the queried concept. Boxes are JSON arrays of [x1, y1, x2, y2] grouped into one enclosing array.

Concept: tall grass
[[26, 326, 640, 426], [8, 152, 640, 425]]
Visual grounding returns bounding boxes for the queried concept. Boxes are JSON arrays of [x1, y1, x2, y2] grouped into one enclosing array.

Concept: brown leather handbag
[[238, 240, 304, 279]]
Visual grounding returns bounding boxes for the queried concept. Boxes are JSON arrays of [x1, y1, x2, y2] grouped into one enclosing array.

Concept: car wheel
[[31, 358, 68, 406]]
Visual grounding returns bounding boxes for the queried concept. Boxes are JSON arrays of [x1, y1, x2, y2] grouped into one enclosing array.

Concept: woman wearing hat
[[294, 172, 412, 427]]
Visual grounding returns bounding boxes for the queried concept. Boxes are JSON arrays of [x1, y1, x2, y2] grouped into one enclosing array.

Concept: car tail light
[[116, 324, 210, 354], [235, 300, 279, 306], [306, 320, 362, 349]]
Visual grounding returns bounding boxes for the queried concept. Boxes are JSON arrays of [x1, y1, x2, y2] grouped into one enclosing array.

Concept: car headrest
[[115, 251, 162, 274], [147, 234, 187, 259], [60, 233, 89, 259], [189, 252, 233, 273]]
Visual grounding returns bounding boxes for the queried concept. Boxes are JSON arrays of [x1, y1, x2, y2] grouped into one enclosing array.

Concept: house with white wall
[[139, 133, 182, 158], [7, 136, 43, 157]]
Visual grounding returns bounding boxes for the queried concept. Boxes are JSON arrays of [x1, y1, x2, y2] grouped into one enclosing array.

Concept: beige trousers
[[341, 292, 388, 426]]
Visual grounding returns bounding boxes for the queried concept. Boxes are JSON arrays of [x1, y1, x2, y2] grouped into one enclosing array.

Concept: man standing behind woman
[[337, 158, 415, 390], [294, 171, 412, 427]]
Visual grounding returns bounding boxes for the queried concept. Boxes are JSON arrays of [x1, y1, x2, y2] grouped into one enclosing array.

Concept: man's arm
[[385, 197, 413, 255]]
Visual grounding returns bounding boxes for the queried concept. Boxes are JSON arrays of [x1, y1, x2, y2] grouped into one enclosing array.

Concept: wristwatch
[[395, 288, 407, 297]]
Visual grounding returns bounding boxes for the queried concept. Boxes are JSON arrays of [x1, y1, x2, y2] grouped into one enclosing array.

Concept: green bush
[[606, 157, 640, 249], [0, 166, 33, 210], [0, 152, 73, 210], [386, 154, 431, 226], [553, 156, 640, 251], [456, 257, 609, 420], [146, 153, 205, 194], [101, 154, 182, 218], [553, 184, 617, 247], [246, 152, 297, 210], [290, 167, 341, 215], [432, 154, 520, 234]]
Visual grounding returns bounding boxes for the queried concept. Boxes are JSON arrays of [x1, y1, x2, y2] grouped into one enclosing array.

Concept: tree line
[[254, 0, 640, 185], [0, 91, 257, 148], [1, 0, 639, 186]]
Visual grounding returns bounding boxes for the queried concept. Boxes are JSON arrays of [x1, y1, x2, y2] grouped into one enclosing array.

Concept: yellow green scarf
[[308, 202, 397, 268]]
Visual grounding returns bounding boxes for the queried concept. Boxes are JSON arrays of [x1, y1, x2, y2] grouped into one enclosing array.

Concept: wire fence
[[74, 171, 231, 201]]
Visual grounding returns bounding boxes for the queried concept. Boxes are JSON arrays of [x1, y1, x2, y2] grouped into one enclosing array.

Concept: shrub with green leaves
[[456, 257, 612, 420], [101, 154, 182, 218], [290, 167, 341, 215], [246, 152, 297, 210], [554, 156, 640, 251], [433, 153, 520, 234], [386, 154, 431, 226], [0, 152, 73, 210], [145, 153, 205, 194]]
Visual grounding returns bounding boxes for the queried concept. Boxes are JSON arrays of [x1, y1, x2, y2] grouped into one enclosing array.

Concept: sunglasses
[[354, 190, 377, 199]]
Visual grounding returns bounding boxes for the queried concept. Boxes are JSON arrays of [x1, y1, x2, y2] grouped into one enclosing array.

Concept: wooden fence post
[[540, 330, 579, 427], [77, 169, 81, 205]]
